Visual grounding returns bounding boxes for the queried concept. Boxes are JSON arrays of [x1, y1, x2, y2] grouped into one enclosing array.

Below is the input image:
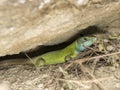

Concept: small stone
[[103, 39, 109, 43], [18, 0, 26, 4], [114, 63, 119, 68], [45, 88, 49, 90], [37, 84, 43, 88], [98, 44, 104, 51], [76, 0, 89, 5], [106, 45, 114, 51], [92, 0, 102, 3]]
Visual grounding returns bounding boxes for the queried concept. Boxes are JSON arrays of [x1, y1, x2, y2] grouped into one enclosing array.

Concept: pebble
[[106, 45, 114, 51]]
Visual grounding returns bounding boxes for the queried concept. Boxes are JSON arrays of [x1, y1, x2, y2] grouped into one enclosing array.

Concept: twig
[[58, 76, 113, 84], [79, 64, 107, 90], [74, 51, 120, 64], [24, 53, 41, 74]]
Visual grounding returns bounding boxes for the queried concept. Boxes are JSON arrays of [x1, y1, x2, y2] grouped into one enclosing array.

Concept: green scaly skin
[[30, 36, 96, 67], [0, 36, 96, 67]]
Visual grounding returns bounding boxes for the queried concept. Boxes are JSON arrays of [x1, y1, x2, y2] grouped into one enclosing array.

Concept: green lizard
[[0, 36, 96, 67]]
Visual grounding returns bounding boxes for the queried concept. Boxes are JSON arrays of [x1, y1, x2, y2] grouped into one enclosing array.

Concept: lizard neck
[[75, 38, 96, 53]]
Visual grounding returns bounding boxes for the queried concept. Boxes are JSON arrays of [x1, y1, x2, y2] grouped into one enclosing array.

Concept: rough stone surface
[[0, 0, 120, 56]]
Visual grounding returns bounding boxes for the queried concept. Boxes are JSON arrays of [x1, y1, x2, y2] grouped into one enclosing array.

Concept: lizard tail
[[0, 59, 31, 67]]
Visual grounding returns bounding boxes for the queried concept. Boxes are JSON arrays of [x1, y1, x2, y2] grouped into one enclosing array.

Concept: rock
[[0, 81, 11, 90], [106, 45, 114, 51], [0, 0, 120, 56]]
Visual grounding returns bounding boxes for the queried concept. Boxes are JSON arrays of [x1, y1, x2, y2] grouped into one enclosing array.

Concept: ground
[[0, 27, 120, 90]]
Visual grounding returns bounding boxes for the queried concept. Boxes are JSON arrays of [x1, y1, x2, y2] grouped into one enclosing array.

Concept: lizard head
[[75, 36, 96, 52]]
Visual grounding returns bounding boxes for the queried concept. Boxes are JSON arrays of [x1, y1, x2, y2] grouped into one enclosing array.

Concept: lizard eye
[[84, 37, 87, 41], [35, 58, 45, 66]]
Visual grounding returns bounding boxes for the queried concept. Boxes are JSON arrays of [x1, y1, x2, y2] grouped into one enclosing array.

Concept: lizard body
[[0, 36, 96, 67]]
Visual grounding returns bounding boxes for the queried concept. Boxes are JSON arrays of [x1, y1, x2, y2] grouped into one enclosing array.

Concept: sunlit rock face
[[0, 0, 119, 56], [0, 81, 11, 90]]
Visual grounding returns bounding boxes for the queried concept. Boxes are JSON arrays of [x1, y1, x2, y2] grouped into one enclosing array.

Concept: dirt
[[0, 0, 120, 90], [0, 26, 120, 90]]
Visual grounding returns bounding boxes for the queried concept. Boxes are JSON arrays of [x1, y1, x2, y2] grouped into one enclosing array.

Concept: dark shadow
[[0, 26, 106, 61]]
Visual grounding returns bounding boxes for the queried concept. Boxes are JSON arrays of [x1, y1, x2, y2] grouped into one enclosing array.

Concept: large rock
[[0, 0, 120, 56]]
